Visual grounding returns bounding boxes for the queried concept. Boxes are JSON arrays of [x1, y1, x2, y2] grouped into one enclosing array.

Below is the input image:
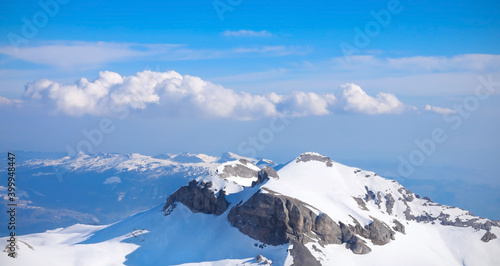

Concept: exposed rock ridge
[[252, 166, 279, 187], [227, 189, 398, 257], [162, 166, 279, 216], [217, 159, 259, 179], [398, 193, 500, 231], [296, 153, 333, 167], [163, 180, 229, 216], [363, 184, 500, 233]]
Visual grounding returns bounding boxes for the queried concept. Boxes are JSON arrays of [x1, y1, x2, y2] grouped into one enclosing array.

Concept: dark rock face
[[163, 180, 229, 216], [365, 187, 377, 202], [481, 231, 497, 242], [227, 189, 399, 257], [352, 197, 369, 211], [255, 254, 272, 264], [366, 219, 395, 245], [314, 213, 343, 245], [296, 153, 333, 167], [288, 240, 322, 266], [252, 167, 279, 187], [392, 219, 406, 234], [385, 194, 395, 215], [217, 159, 259, 179], [339, 222, 371, 254], [342, 218, 395, 246], [398, 188, 414, 202], [227, 190, 340, 246]]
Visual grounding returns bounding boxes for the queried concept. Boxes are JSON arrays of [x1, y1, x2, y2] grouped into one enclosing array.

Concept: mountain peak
[[295, 152, 334, 167]]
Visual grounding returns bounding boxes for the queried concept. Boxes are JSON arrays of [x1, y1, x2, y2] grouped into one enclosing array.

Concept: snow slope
[[1, 204, 287, 266]]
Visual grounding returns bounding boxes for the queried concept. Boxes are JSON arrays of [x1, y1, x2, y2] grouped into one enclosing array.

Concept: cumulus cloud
[[223, 30, 273, 37], [424, 104, 456, 115], [23, 70, 337, 119], [20, 70, 421, 118], [340, 83, 411, 115]]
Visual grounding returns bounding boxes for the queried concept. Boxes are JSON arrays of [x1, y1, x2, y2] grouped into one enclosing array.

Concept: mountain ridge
[[1, 151, 499, 265], [159, 151, 499, 264]]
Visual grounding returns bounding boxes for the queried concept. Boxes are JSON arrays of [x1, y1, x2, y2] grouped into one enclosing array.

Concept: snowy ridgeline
[[0, 151, 499, 265]]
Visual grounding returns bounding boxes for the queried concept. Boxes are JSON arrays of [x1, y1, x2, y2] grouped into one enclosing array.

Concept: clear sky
[[0, 1, 499, 217]]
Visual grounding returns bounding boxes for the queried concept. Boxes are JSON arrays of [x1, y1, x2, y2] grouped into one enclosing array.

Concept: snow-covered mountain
[[1, 152, 499, 265]]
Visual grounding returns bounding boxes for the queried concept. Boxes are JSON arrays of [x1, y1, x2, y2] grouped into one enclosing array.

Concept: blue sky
[[0, 1, 500, 217]]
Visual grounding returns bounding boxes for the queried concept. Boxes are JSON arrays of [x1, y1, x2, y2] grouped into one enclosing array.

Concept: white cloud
[[0, 41, 307, 69], [0, 96, 23, 106], [23, 70, 338, 119], [340, 83, 411, 115], [333, 54, 500, 73], [278, 91, 337, 117], [223, 30, 273, 37], [0, 41, 153, 69], [424, 104, 456, 115], [19, 70, 419, 118]]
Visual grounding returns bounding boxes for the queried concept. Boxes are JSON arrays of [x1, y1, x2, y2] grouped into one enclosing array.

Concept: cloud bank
[[21, 70, 417, 119]]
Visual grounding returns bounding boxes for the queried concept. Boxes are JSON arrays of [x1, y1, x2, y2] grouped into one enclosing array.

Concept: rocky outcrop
[[364, 187, 377, 202], [296, 153, 333, 167], [392, 219, 406, 234], [352, 197, 369, 211], [163, 180, 229, 216], [228, 190, 337, 246], [314, 213, 343, 245], [227, 189, 398, 257], [339, 222, 371, 254], [385, 194, 395, 215], [398, 188, 414, 202], [217, 159, 259, 179], [288, 240, 322, 266], [256, 254, 272, 265], [392, 187, 500, 232], [366, 219, 395, 245], [342, 217, 395, 246], [401, 198, 500, 231], [252, 167, 279, 187], [481, 231, 497, 242]]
